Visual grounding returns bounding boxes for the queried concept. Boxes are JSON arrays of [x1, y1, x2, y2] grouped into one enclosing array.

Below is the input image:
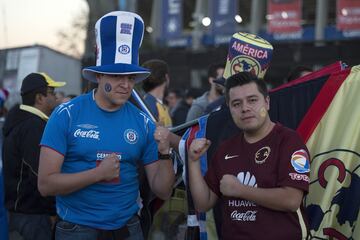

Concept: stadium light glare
[[281, 11, 288, 19], [341, 8, 348, 16], [201, 17, 211, 27], [235, 15, 243, 23], [146, 26, 153, 33]]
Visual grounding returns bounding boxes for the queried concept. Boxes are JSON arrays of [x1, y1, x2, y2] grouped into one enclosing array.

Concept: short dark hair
[[208, 63, 225, 79], [167, 88, 182, 98], [225, 72, 268, 103], [185, 88, 201, 99], [21, 86, 48, 106], [286, 65, 313, 82], [141, 59, 169, 92]]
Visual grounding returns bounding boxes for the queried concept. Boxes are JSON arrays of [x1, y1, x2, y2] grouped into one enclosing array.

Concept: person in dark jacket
[[171, 88, 201, 126], [2, 72, 65, 240], [0, 87, 9, 240]]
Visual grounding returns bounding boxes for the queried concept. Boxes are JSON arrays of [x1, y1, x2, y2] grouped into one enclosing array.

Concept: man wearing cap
[[38, 11, 175, 240], [204, 77, 227, 114], [2, 72, 65, 240]]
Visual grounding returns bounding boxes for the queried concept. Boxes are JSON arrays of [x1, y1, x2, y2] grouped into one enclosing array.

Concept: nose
[[120, 79, 130, 88], [241, 102, 251, 112], [118, 77, 134, 88]]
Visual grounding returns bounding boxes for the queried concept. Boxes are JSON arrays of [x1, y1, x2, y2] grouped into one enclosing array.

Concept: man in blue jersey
[[37, 11, 175, 240]]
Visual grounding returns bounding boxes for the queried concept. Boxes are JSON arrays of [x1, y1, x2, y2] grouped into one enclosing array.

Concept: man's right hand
[[188, 138, 211, 162], [96, 153, 120, 181]]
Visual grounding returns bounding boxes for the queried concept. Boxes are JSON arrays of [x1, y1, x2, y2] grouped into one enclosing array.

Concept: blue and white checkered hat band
[[82, 11, 150, 83]]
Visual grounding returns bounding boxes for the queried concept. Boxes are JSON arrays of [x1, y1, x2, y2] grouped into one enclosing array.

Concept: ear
[[95, 73, 102, 83], [265, 96, 270, 110], [209, 77, 215, 84], [35, 93, 45, 105]]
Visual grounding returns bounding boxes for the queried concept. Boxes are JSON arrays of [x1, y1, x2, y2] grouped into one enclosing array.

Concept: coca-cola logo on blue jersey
[[73, 124, 100, 140], [74, 129, 100, 140]]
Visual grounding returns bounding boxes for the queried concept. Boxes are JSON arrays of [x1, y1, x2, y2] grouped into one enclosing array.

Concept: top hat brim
[[82, 64, 150, 83]]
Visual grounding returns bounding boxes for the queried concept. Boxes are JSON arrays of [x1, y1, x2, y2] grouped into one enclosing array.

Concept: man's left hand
[[220, 174, 241, 197]]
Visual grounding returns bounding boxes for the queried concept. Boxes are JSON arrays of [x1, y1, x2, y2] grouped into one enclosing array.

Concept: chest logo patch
[[255, 146, 271, 164], [124, 129, 138, 144], [237, 171, 257, 187], [74, 124, 100, 140], [291, 149, 310, 173], [225, 154, 239, 160]]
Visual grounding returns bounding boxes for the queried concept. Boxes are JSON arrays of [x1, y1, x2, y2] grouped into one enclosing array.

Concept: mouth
[[241, 116, 255, 121], [114, 90, 129, 95]]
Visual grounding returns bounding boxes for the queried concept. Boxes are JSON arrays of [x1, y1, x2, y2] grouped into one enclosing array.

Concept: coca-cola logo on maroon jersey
[[230, 210, 257, 221], [255, 146, 271, 164]]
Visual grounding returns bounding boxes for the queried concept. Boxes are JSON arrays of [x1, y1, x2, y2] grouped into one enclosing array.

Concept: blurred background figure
[[171, 88, 201, 126], [286, 65, 313, 82], [62, 94, 77, 103], [165, 88, 182, 113], [186, 63, 224, 122], [0, 88, 9, 122], [2, 72, 65, 240], [142, 59, 173, 127], [55, 91, 65, 105], [0, 88, 9, 240], [204, 77, 226, 114]]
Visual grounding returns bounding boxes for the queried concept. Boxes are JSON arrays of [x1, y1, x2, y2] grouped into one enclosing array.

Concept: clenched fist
[[97, 153, 120, 181], [220, 174, 240, 197], [188, 138, 211, 161], [154, 124, 170, 154]]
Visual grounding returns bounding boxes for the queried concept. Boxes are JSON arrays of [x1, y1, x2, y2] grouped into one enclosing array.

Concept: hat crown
[[82, 11, 150, 83], [224, 32, 273, 79], [95, 11, 144, 68]]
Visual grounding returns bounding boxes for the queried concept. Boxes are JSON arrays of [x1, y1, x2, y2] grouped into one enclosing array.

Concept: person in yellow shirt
[[142, 59, 173, 127]]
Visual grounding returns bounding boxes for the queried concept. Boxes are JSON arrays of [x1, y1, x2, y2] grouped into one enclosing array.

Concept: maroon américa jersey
[[205, 123, 310, 240]]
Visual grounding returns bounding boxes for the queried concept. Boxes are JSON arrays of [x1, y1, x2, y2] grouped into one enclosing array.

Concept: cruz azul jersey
[[205, 123, 310, 240], [40, 90, 158, 230]]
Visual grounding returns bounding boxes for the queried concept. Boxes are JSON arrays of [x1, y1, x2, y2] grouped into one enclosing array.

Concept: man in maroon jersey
[[188, 72, 310, 240]]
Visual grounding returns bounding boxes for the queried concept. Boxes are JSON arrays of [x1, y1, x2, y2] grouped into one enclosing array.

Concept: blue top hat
[[82, 11, 150, 83]]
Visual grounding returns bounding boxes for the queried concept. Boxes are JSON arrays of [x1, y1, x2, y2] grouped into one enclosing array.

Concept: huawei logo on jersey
[[255, 146, 271, 164]]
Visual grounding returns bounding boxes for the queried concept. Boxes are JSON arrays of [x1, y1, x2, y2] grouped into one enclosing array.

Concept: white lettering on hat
[[231, 41, 268, 59], [115, 15, 134, 64]]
